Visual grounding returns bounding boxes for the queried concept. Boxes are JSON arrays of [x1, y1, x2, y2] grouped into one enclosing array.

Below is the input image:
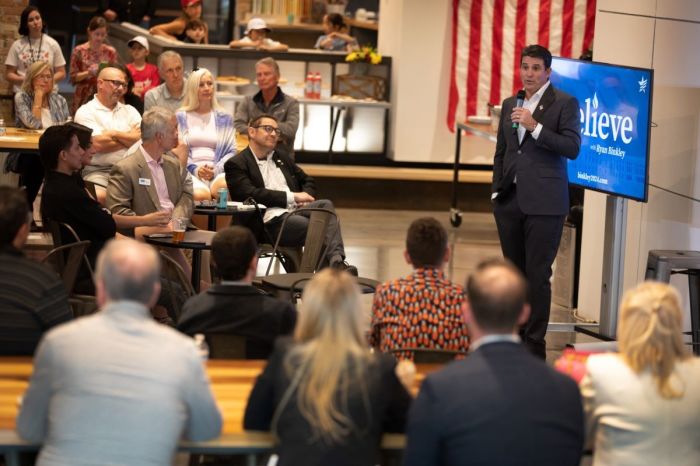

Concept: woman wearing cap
[[229, 18, 288, 51], [69, 16, 118, 115], [314, 13, 358, 52], [5, 6, 66, 92], [175, 68, 235, 203], [150, 0, 209, 44], [580, 281, 700, 466], [126, 36, 159, 101]]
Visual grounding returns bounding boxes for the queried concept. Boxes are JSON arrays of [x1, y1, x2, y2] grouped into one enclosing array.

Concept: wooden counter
[[0, 128, 41, 152], [0, 357, 440, 433]]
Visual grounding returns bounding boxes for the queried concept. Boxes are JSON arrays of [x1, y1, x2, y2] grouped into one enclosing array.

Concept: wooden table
[[0, 357, 440, 464], [0, 128, 41, 153]]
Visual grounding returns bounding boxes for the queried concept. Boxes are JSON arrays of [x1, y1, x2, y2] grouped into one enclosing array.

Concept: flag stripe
[[500, 1, 516, 102], [489, 0, 506, 107], [477, 0, 494, 115], [447, 0, 462, 130], [538, 0, 551, 48], [466, 0, 484, 116], [583, 0, 596, 51], [512, 0, 529, 95], [560, 0, 575, 57]]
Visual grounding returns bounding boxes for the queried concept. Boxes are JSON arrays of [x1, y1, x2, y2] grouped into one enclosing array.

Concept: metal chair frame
[[265, 207, 336, 276]]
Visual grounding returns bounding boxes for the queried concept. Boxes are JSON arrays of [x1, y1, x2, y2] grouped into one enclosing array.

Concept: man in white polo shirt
[[75, 66, 141, 204]]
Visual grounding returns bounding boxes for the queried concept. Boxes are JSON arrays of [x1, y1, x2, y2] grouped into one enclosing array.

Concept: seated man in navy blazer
[[177, 226, 297, 359], [403, 258, 584, 466], [224, 114, 357, 275]]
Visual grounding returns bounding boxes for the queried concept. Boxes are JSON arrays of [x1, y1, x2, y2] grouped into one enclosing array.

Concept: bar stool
[[645, 250, 700, 355]]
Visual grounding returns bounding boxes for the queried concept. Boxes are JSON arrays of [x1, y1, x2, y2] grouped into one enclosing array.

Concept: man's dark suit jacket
[[492, 84, 581, 216], [403, 342, 584, 466], [177, 284, 297, 359], [224, 147, 316, 208]]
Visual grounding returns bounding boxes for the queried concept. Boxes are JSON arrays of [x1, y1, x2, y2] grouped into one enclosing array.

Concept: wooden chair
[[41, 240, 91, 297], [388, 347, 468, 364], [265, 207, 335, 276], [258, 208, 335, 301], [205, 334, 248, 359], [46, 220, 98, 317], [231, 198, 300, 274], [158, 251, 196, 323]]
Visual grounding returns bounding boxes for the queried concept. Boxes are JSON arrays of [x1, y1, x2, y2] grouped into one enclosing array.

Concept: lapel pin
[[539, 105, 544, 110]]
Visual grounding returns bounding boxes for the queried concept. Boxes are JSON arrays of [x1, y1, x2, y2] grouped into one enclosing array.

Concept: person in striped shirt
[[0, 186, 72, 355]]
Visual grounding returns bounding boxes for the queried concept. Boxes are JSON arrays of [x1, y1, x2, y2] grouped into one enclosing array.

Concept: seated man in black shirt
[[40, 125, 118, 273], [178, 226, 297, 359], [0, 186, 72, 355]]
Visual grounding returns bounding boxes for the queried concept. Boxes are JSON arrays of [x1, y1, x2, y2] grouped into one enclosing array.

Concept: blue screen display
[[550, 57, 653, 202]]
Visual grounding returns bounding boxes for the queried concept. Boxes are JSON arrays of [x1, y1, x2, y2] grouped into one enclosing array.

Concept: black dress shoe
[[331, 260, 358, 277]]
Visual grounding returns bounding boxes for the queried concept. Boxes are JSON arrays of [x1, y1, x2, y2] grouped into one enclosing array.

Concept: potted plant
[[345, 45, 382, 75]]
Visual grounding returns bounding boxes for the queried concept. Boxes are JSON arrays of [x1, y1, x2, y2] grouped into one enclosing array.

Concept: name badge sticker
[[138, 178, 152, 186]]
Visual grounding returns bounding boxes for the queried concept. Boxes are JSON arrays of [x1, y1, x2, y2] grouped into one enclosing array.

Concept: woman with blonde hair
[[15, 61, 69, 129], [175, 68, 235, 202], [244, 269, 412, 466], [581, 281, 700, 466], [11, 61, 69, 206]]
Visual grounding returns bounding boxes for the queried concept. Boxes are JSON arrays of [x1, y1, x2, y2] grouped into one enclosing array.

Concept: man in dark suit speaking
[[492, 45, 581, 359], [403, 259, 584, 466]]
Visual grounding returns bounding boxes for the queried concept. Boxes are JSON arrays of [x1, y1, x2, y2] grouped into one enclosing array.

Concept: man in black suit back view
[[177, 226, 297, 359], [403, 258, 584, 466], [492, 45, 581, 359]]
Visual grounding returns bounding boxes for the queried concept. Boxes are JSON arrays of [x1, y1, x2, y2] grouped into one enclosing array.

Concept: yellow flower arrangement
[[345, 45, 382, 65]]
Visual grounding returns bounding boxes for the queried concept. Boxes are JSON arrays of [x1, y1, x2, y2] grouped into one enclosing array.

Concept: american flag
[[447, 0, 596, 130]]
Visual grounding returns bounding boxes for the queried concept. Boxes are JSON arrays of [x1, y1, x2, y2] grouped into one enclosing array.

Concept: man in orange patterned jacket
[[369, 217, 470, 360]]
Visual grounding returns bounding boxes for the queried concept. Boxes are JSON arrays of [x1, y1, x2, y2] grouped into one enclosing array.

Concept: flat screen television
[[549, 57, 653, 202]]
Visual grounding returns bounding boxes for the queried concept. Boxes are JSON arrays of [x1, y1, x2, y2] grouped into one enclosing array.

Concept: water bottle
[[304, 72, 313, 98], [193, 334, 210, 360], [0, 119, 6, 137], [312, 72, 322, 99]]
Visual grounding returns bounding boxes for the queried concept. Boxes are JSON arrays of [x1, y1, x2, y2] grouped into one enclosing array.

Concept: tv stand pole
[[598, 195, 628, 339]]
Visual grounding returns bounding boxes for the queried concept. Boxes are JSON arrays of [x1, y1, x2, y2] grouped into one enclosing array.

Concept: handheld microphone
[[512, 89, 526, 129]]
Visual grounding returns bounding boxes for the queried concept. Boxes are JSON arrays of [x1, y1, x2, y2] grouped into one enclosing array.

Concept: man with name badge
[[491, 44, 581, 359]]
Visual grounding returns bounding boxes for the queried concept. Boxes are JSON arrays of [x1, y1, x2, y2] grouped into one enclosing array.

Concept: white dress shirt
[[250, 147, 295, 223]]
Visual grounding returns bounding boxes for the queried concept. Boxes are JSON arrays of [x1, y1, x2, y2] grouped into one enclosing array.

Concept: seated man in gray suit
[[17, 238, 222, 464], [403, 258, 584, 466], [106, 106, 194, 279], [178, 226, 297, 359]]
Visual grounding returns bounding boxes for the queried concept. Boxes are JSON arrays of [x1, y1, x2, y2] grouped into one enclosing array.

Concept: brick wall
[[0, 0, 29, 124]]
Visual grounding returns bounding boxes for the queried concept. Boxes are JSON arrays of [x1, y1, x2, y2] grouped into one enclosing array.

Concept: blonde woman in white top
[[175, 68, 236, 202], [581, 281, 700, 466]]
